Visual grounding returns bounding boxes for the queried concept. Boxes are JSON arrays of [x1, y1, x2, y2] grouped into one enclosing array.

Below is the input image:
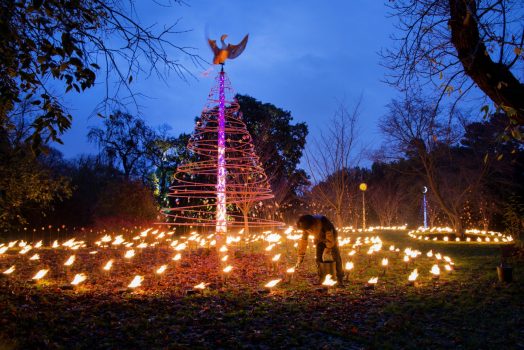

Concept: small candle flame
[[3, 265, 15, 274], [264, 279, 281, 288], [194, 282, 209, 290], [322, 274, 337, 287], [103, 259, 113, 271], [408, 269, 418, 281], [128, 275, 144, 288], [430, 264, 440, 276], [33, 269, 49, 280], [64, 255, 75, 266], [71, 273, 87, 285]]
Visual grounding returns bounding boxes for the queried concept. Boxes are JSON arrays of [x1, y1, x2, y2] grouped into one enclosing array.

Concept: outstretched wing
[[227, 34, 249, 60], [207, 38, 220, 55]]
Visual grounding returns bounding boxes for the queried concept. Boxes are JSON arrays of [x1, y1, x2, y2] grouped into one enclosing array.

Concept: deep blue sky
[[56, 1, 398, 165]]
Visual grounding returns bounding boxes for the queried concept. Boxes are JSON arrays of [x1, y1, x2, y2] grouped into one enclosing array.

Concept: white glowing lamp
[[128, 275, 144, 288], [172, 253, 181, 261], [29, 254, 40, 261], [348, 250, 356, 256], [219, 245, 228, 253], [64, 255, 76, 266], [272, 253, 281, 262], [345, 262, 354, 271], [444, 264, 452, 271], [71, 273, 87, 285], [221, 255, 229, 262], [223, 265, 233, 273], [430, 264, 440, 276], [32, 269, 49, 280], [286, 267, 295, 274], [124, 249, 135, 259], [381, 258, 389, 266], [426, 250, 433, 257]]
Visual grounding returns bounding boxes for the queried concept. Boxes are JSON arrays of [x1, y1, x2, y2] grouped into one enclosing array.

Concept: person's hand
[[295, 256, 304, 269], [322, 248, 334, 262]]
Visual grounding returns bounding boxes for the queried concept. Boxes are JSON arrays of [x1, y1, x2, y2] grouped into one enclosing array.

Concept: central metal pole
[[362, 191, 366, 230], [423, 193, 427, 229], [216, 66, 227, 236]]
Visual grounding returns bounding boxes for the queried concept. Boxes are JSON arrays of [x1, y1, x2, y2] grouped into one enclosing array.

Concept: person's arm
[[296, 231, 309, 267]]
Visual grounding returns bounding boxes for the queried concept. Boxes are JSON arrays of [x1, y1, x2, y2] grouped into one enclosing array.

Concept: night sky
[[56, 1, 399, 166]]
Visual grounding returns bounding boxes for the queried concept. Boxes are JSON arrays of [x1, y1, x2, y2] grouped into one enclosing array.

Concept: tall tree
[[306, 100, 363, 228], [380, 94, 489, 237], [383, 0, 524, 136], [0, 105, 71, 231], [0, 0, 202, 149], [236, 95, 309, 222], [88, 111, 152, 179]]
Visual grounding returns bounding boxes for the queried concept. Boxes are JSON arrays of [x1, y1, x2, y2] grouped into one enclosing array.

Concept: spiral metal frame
[[163, 69, 283, 230]]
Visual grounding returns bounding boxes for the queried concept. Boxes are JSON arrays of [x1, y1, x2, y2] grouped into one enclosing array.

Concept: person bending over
[[295, 214, 344, 285]]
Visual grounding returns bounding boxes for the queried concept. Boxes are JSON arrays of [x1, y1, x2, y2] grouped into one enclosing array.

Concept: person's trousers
[[316, 242, 344, 283]]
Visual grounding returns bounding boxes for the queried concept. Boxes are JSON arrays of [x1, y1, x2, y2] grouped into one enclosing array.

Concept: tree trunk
[[243, 210, 250, 235], [448, 0, 524, 124]]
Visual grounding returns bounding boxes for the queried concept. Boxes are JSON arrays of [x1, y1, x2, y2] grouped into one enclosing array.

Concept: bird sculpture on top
[[208, 34, 249, 65]]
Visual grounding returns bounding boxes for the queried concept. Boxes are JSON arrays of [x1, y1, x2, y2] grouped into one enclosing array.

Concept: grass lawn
[[0, 230, 522, 349]]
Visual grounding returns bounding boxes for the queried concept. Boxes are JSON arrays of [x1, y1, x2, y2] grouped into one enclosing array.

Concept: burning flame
[[64, 255, 75, 266], [264, 279, 281, 288], [408, 269, 418, 281], [322, 274, 337, 287], [430, 264, 440, 276], [128, 275, 144, 288], [194, 282, 209, 290], [368, 277, 379, 284], [3, 265, 15, 274], [71, 273, 87, 285], [33, 269, 49, 280], [103, 259, 113, 271]]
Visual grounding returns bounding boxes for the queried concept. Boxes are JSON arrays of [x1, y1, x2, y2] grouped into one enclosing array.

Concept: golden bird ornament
[[208, 34, 249, 65]]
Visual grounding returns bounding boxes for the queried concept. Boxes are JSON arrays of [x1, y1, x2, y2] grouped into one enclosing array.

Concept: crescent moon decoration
[[208, 34, 249, 65], [422, 186, 428, 193]]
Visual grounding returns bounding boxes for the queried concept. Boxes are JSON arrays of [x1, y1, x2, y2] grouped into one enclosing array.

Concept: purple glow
[[216, 68, 227, 234]]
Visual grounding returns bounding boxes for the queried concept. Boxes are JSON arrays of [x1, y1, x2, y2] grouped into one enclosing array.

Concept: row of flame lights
[[1, 226, 457, 292], [408, 227, 513, 243]]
